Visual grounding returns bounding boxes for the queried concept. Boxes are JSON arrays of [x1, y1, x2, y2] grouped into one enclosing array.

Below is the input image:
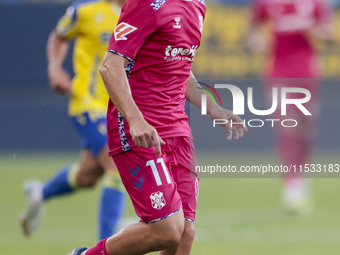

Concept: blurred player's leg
[[21, 148, 126, 238], [20, 180, 44, 237], [75, 147, 126, 239], [278, 117, 314, 215], [21, 162, 81, 236], [20, 149, 101, 236], [161, 137, 198, 255], [276, 81, 319, 215], [21, 113, 126, 237], [263, 79, 319, 215], [98, 175, 125, 239], [42, 163, 79, 198], [97, 147, 126, 240]]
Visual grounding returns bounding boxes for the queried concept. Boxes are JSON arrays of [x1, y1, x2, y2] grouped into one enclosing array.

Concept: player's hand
[[208, 106, 248, 141], [48, 66, 72, 95], [129, 118, 166, 156], [246, 32, 267, 52], [303, 25, 336, 46]]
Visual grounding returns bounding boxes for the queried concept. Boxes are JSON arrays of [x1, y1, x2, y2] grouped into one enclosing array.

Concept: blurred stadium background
[[1, 0, 340, 254]]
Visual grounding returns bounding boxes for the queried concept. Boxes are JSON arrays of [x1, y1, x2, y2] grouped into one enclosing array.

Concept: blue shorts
[[71, 112, 108, 157]]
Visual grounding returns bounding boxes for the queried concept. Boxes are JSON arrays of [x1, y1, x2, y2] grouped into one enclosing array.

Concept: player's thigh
[[113, 146, 182, 223], [96, 146, 118, 172], [78, 148, 103, 175], [172, 137, 199, 223], [76, 148, 104, 187]]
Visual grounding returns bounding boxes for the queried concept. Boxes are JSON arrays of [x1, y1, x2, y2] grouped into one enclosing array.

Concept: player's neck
[[109, 0, 124, 8]]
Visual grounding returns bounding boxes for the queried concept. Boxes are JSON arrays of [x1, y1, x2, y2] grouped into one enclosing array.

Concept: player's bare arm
[[46, 30, 72, 95], [305, 19, 336, 44], [100, 52, 165, 156], [246, 0, 269, 53], [185, 71, 248, 141]]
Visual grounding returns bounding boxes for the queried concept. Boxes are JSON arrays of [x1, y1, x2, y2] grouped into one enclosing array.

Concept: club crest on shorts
[[150, 191, 166, 209]]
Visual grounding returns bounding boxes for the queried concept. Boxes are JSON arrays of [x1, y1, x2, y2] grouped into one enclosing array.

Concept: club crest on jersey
[[150, 191, 166, 209], [114, 22, 137, 41], [173, 17, 181, 29]]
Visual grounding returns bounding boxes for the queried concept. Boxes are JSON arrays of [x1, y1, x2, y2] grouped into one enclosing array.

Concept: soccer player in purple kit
[[67, 0, 247, 254], [248, 0, 335, 214]]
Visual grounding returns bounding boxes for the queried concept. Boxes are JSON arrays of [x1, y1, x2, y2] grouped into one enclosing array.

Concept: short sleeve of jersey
[[250, 0, 268, 23], [56, 5, 81, 40], [107, 0, 157, 61], [315, 0, 334, 24]]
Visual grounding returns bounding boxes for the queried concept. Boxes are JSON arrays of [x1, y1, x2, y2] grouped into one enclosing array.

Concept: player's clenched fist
[[129, 119, 166, 156], [48, 66, 72, 95]]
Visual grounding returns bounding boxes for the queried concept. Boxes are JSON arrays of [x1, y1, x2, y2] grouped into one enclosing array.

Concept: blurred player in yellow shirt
[[21, 0, 126, 240]]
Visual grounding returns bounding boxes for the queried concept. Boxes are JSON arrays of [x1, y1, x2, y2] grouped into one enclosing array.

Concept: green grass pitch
[[1, 151, 340, 255]]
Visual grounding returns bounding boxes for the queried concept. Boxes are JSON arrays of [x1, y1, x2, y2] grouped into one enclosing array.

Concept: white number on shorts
[[146, 158, 172, 186]]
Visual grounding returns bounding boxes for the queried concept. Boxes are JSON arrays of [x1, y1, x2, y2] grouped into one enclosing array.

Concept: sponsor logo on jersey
[[165, 45, 198, 57], [164, 45, 199, 61], [114, 22, 137, 40], [173, 17, 181, 28], [150, 191, 166, 209]]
